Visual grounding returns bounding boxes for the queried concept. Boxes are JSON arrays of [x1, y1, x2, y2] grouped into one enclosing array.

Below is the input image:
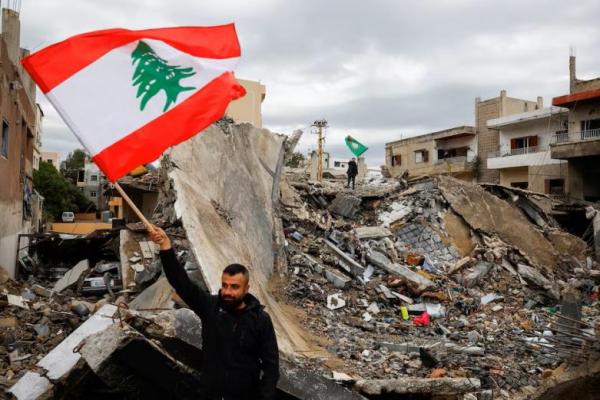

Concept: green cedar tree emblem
[[131, 40, 196, 112]]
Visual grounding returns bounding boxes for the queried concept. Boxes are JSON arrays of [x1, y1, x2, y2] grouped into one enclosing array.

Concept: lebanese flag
[[21, 25, 246, 182]]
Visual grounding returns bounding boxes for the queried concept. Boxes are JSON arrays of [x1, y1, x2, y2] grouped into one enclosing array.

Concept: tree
[[131, 40, 196, 112], [60, 148, 86, 184], [285, 152, 305, 168], [34, 161, 94, 221]]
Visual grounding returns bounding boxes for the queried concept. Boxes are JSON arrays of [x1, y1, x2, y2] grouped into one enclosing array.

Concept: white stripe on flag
[[47, 39, 239, 156]]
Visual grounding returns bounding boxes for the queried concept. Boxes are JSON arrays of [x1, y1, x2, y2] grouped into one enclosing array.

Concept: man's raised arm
[[149, 226, 210, 318]]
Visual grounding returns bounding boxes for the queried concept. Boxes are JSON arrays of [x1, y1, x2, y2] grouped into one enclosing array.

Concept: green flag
[[345, 135, 368, 157]]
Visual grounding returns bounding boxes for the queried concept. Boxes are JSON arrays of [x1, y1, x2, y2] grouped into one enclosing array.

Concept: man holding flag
[[344, 135, 368, 190], [22, 24, 280, 399]]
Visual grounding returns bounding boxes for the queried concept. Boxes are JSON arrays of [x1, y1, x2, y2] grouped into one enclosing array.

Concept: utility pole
[[312, 119, 328, 182]]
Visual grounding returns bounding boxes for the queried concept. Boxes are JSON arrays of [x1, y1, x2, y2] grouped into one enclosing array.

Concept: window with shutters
[[392, 155, 402, 166]]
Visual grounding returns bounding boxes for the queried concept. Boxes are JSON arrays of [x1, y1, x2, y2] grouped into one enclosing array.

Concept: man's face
[[220, 273, 249, 309]]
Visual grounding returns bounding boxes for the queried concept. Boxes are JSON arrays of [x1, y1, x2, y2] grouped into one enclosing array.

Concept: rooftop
[[386, 125, 475, 147], [487, 106, 568, 129], [553, 87, 600, 107]]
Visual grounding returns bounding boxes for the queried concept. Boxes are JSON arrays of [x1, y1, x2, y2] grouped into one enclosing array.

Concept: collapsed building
[[2, 121, 600, 399]]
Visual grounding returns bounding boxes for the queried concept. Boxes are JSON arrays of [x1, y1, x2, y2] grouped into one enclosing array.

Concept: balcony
[[487, 144, 562, 170], [487, 145, 547, 159], [552, 129, 600, 144], [551, 129, 600, 159]]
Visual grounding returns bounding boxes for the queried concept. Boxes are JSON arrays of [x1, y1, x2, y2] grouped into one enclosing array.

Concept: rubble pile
[[3, 122, 600, 399], [276, 173, 600, 398]]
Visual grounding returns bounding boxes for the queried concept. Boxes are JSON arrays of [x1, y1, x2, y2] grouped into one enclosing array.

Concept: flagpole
[[113, 182, 154, 232]]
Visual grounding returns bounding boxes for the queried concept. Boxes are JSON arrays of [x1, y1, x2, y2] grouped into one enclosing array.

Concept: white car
[[61, 212, 75, 223]]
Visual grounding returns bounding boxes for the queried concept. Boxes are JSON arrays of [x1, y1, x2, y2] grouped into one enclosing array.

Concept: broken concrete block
[[355, 226, 392, 240], [80, 323, 205, 397], [7, 294, 29, 309], [324, 268, 351, 289], [366, 250, 391, 270], [327, 293, 346, 310], [462, 261, 491, 288], [143, 308, 204, 351], [355, 377, 481, 396], [448, 256, 471, 275], [381, 263, 435, 295], [324, 239, 365, 277], [517, 263, 559, 299], [129, 276, 175, 310], [278, 359, 368, 400], [8, 371, 53, 400], [35, 304, 117, 381], [329, 192, 361, 218], [53, 259, 89, 292]]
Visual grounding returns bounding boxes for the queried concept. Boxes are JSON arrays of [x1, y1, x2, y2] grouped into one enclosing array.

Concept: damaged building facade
[[550, 55, 600, 202], [384, 91, 543, 182], [486, 106, 569, 193], [0, 8, 43, 277], [385, 126, 477, 181]]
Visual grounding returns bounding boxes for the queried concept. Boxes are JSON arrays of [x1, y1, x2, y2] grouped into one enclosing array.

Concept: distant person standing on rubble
[[347, 157, 358, 190], [149, 226, 280, 400]]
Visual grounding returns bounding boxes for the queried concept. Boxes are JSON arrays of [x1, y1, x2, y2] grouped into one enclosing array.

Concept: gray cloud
[[17, 0, 600, 167]]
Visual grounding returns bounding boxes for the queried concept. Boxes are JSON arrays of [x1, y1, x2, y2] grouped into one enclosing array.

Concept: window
[[90, 174, 98, 182], [1, 120, 8, 158], [77, 170, 85, 183], [414, 150, 429, 164], [90, 191, 97, 198], [438, 147, 468, 160], [510, 136, 538, 154], [511, 182, 528, 189], [545, 179, 564, 195], [391, 155, 402, 166]]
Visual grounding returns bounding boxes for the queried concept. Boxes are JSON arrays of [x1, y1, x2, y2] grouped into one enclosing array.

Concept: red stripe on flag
[[22, 25, 241, 93], [92, 72, 246, 182]]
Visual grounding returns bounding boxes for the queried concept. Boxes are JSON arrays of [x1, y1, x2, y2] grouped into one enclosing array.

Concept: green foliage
[[131, 41, 196, 112], [471, 155, 482, 179], [34, 161, 94, 221], [285, 152, 305, 168], [60, 148, 86, 184]]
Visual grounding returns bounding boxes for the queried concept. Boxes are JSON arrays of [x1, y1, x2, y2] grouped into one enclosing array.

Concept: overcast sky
[[18, 0, 600, 167]]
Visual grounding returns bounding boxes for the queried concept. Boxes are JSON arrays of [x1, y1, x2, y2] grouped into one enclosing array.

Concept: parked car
[[61, 212, 75, 223]]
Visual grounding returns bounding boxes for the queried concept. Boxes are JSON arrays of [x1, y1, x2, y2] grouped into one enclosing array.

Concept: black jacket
[[347, 160, 358, 177], [160, 249, 279, 400]]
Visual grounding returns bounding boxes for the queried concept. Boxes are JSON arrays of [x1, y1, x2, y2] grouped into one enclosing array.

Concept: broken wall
[[165, 123, 311, 355]]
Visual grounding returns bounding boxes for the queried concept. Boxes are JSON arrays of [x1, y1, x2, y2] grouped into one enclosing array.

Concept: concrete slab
[[36, 304, 117, 380], [166, 123, 312, 355], [53, 259, 89, 292], [129, 276, 175, 310], [8, 371, 53, 400], [355, 226, 392, 240]]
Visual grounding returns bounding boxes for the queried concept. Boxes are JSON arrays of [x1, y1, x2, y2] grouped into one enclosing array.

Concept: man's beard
[[221, 294, 244, 310]]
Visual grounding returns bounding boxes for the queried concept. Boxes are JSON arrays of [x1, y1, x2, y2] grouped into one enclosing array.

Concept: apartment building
[[77, 160, 107, 210], [550, 56, 600, 201], [486, 106, 568, 193], [385, 126, 477, 181], [0, 8, 40, 276], [475, 90, 543, 183], [226, 79, 266, 128]]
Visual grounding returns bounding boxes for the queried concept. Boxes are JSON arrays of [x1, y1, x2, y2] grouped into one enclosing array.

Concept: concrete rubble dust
[[1, 121, 600, 400]]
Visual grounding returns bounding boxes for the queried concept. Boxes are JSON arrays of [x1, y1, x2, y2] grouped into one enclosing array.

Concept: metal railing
[[552, 129, 600, 144], [487, 145, 548, 159]]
